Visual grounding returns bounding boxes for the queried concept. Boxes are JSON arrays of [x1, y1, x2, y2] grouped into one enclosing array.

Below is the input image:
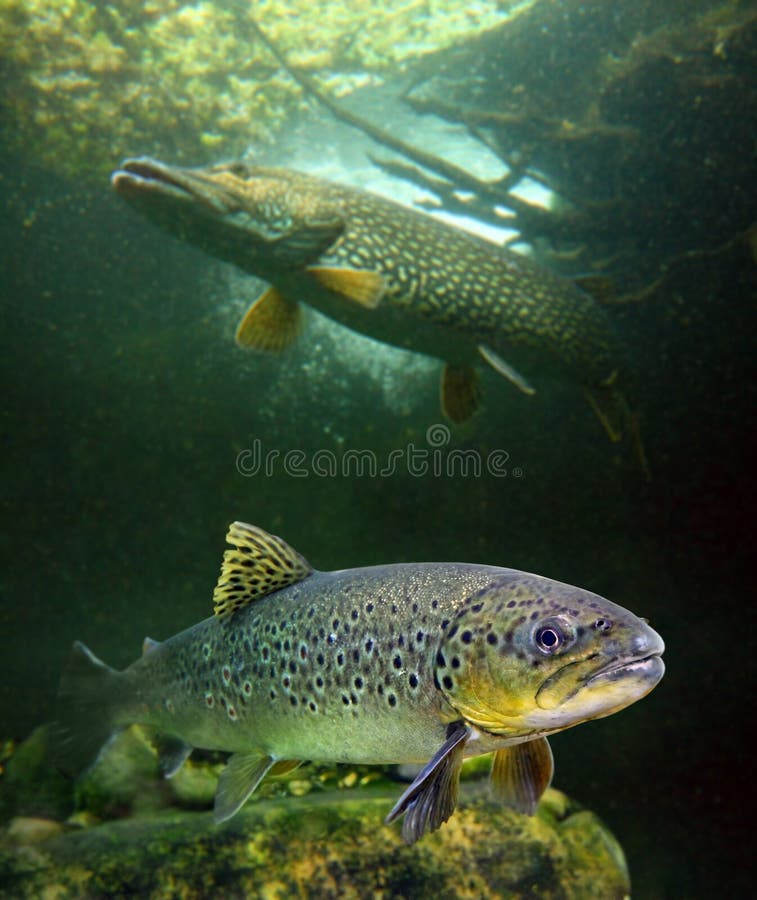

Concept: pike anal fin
[[441, 363, 482, 424]]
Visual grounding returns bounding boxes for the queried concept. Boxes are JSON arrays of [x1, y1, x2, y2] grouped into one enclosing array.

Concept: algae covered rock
[[0, 781, 630, 899], [0, 726, 73, 824]]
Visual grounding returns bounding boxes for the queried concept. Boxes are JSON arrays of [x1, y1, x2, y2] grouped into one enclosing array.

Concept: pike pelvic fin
[[478, 345, 536, 396], [213, 522, 314, 620], [490, 737, 554, 816], [441, 363, 482, 423], [308, 266, 385, 310], [385, 721, 471, 844], [235, 287, 302, 352]]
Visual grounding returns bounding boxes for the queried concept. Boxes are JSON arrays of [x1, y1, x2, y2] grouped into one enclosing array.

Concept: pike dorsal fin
[[213, 522, 313, 620]]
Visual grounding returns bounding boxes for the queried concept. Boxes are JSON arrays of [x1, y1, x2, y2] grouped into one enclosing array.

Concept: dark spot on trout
[[442, 675, 454, 690], [461, 631, 473, 644], [388, 694, 397, 707], [393, 655, 402, 669], [487, 632, 497, 645], [451, 656, 461, 669], [409, 673, 418, 688]]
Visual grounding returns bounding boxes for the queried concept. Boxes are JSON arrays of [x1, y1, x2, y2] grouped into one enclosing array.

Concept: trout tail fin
[[52, 641, 130, 777]]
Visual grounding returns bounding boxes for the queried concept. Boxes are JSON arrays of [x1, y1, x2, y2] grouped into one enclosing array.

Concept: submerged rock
[[0, 782, 629, 899]]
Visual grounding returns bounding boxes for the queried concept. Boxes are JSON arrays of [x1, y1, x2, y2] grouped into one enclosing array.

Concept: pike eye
[[534, 623, 566, 654]]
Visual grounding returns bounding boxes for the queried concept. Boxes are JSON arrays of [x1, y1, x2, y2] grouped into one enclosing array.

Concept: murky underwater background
[[1, 0, 755, 897]]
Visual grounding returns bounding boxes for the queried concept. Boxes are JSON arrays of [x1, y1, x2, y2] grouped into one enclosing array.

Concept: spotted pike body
[[56, 524, 664, 842], [112, 159, 628, 432]]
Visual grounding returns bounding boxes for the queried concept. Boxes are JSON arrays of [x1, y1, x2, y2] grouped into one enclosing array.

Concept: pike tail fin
[[52, 641, 130, 778]]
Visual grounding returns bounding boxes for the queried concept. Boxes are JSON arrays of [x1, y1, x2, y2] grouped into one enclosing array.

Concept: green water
[[1, 1, 755, 897]]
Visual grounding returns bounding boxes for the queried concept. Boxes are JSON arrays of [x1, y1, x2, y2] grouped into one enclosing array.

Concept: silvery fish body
[[112, 159, 629, 435], [55, 524, 664, 842]]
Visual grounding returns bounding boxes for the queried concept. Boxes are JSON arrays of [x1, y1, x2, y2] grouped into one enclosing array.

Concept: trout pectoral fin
[[235, 287, 302, 351], [478, 345, 536, 396], [385, 721, 470, 844], [307, 266, 385, 309], [490, 737, 554, 816], [441, 363, 482, 424], [214, 751, 277, 823]]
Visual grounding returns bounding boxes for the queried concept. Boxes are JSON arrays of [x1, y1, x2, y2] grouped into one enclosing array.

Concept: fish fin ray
[[478, 345, 536, 395], [142, 636, 161, 656], [490, 737, 554, 816], [51, 641, 127, 778], [214, 751, 276, 823], [573, 274, 617, 304], [153, 734, 193, 778], [269, 759, 303, 777], [235, 287, 302, 352], [308, 266, 385, 310], [441, 363, 482, 423], [385, 721, 470, 844], [213, 522, 314, 620]]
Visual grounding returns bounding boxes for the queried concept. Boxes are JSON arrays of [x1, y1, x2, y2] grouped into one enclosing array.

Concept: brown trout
[[55, 523, 664, 842], [112, 158, 629, 437]]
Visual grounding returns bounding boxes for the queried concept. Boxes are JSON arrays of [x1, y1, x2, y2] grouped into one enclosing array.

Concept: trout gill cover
[[55, 523, 664, 843], [111, 159, 632, 440]]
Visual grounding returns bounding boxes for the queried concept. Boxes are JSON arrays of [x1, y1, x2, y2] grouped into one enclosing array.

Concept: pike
[[55, 523, 664, 843], [112, 159, 632, 439]]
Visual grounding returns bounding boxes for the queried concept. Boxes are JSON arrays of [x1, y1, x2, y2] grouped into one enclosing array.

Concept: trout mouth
[[534, 642, 665, 719], [584, 653, 665, 686]]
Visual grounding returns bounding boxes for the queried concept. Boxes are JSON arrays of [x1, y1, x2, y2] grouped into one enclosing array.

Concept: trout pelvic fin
[[441, 363, 482, 424], [490, 737, 554, 816], [214, 753, 303, 822], [235, 287, 302, 352], [214, 751, 277, 822], [385, 721, 471, 844], [213, 522, 314, 620], [307, 266, 385, 309]]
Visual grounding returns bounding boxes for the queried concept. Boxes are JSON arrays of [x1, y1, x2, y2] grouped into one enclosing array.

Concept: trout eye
[[533, 620, 571, 655]]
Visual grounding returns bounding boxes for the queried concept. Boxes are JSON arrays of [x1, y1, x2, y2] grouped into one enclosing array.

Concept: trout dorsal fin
[[213, 522, 313, 620]]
